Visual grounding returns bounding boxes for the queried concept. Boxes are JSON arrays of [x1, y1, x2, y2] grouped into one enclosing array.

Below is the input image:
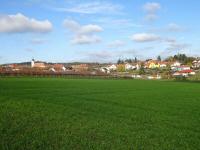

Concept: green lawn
[[0, 77, 200, 150]]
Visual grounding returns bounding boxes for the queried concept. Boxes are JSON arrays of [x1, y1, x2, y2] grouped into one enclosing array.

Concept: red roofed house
[[49, 64, 66, 72], [71, 64, 89, 72], [173, 69, 195, 77]]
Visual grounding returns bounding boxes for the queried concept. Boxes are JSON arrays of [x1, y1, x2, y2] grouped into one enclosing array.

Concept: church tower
[[31, 59, 35, 68]]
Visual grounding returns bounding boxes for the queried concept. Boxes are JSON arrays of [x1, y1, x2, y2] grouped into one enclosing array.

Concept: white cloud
[[55, 2, 122, 14], [165, 38, 190, 51], [71, 35, 101, 45], [0, 13, 52, 33], [145, 14, 158, 22], [25, 48, 34, 52], [79, 25, 103, 34], [143, 2, 161, 22], [167, 23, 184, 32], [143, 2, 161, 13], [63, 20, 80, 32], [87, 51, 112, 61], [131, 33, 160, 42], [94, 18, 144, 29], [63, 19, 103, 45], [148, 23, 185, 33], [31, 38, 47, 44], [83, 48, 139, 63], [108, 40, 125, 48], [159, 37, 191, 57]]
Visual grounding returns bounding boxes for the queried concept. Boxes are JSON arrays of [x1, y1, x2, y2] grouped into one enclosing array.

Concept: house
[[31, 59, 46, 68], [49, 68, 56, 72], [173, 69, 196, 77], [171, 65, 191, 72], [132, 75, 142, 79], [147, 75, 161, 80], [100, 67, 110, 74], [171, 61, 181, 67], [192, 60, 200, 69], [125, 63, 136, 70], [108, 64, 117, 71], [49, 64, 66, 72], [160, 62, 168, 68], [100, 64, 117, 74], [6, 64, 21, 71], [177, 66, 191, 71], [171, 61, 181, 70], [146, 60, 160, 69], [180, 66, 190, 71], [136, 64, 140, 70], [71, 64, 89, 72]]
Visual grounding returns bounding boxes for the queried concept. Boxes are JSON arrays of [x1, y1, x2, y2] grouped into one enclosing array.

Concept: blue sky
[[0, 0, 200, 63]]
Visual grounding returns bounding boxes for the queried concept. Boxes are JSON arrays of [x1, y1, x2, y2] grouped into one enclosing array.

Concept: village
[[0, 54, 200, 80]]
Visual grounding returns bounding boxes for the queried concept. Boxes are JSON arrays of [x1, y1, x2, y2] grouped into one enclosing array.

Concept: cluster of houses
[[1, 58, 200, 79], [31, 59, 69, 72], [0, 59, 90, 73], [100, 59, 200, 78], [100, 60, 169, 73]]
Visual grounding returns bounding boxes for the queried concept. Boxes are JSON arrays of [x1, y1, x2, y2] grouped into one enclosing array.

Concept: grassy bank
[[0, 78, 200, 149]]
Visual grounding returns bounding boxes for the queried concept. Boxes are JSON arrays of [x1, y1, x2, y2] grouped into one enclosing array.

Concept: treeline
[[117, 54, 197, 65], [117, 57, 138, 64], [165, 54, 196, 64]]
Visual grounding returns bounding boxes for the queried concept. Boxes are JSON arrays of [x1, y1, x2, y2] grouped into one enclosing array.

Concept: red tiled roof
[[178, 70, 193, 73]]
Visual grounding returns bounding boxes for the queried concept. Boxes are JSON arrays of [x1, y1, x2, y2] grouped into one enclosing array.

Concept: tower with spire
[[31, 59, 35, 68]]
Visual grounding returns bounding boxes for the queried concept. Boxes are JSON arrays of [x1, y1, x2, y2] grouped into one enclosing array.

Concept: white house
[[100, 67, 107, 73], [171, 61, 181, 70], [62, 66, 66, 71], [100, 67, 110, 74], [180, 66, 190, 71], [160, 62, 168, 68], [132, 75, 141, 79], [108, 64, 117, 71], [136, 64, 140, 70], [100, 64, 116, 73], [125, 63, 136, 70], [31, 59, 46, 68], [49, 68, 56, 72], [192, 60, 200, 69], [172, 61, 181, 67], [172, 65, 191, 72]]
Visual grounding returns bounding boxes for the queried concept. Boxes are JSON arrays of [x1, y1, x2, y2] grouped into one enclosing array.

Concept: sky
[[0, 0, 200, 64]]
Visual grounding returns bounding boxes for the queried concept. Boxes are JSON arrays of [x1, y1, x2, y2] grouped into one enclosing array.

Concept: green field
[[0, 78, 200, 150]]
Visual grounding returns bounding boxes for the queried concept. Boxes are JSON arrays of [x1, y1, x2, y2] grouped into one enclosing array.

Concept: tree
[[165, 53, 195, 65], [117, 59, 124, 64], [139, 62, 145, 75], [157, 55, 161, 61], [134, 57, 137, 63], [117, 64, 125, 72], [125, 58, 132, 63], [165, 56, 174, 62]]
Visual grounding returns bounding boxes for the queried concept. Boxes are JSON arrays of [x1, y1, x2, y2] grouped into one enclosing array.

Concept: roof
[[178, 69, 194, 73], [53, 64, 64, 68], [178, 65, 190, 68]]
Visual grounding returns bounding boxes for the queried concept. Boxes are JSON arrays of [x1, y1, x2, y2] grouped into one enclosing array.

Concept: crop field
[[0, 77, 200, 150]]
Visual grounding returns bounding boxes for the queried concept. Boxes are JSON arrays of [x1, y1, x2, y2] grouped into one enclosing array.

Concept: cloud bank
[[55, 2, 122, 14], [0, 13, 52, 33], [143, 2, 161, 21], [63, 19, 103, 45], [131, 33, 160, 42], [107, 40, 125, 48]]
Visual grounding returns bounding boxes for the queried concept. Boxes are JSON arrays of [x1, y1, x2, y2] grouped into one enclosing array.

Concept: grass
[[0, 77, 200, 150]]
